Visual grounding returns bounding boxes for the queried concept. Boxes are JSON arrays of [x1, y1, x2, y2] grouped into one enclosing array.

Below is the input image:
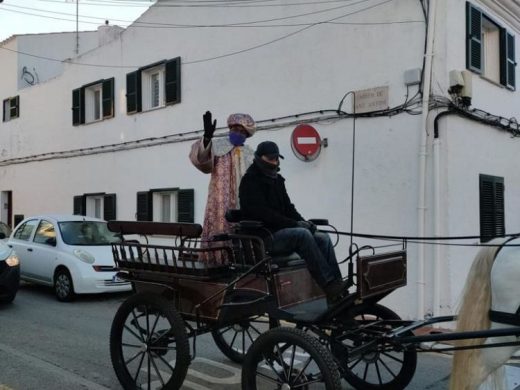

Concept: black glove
[[297, 220, 317, 234], [202, 111, 216, 147]]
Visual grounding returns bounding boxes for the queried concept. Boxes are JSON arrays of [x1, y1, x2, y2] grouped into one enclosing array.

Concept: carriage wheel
[[332, 303, 417, 390], [110, 292, 190, 390], [242, 327, 342, 390], [212, 315, 279, 363]]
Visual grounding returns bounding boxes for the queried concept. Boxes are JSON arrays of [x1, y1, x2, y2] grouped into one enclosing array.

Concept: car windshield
[[58, 221, 121, 246]]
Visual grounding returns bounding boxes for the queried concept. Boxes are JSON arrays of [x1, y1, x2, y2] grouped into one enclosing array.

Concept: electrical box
[[404, 68, 422, 86]]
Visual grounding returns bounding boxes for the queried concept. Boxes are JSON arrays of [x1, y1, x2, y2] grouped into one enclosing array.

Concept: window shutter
[[2, 98, 6, 122], [73, 195, 86, 216], [126, 71, 142, 114], [103, 193, 117, 221], [102, 78, 115, 118], [72, 88, 85, 125], [11, 96, 19, 119], [165, 57, 181, 105], [466, 2, 483, 73], [136, 191, 152, 221], [177, 189, 194, 223], [500, 30, 516, 90], [479, 175, 505, 242]]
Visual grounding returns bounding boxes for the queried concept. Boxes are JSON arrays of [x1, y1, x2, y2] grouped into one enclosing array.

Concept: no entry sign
[[291, 124, 322, 161]]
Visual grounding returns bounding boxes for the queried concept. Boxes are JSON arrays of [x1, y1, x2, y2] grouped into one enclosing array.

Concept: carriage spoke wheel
[[242, 327, 342, 390], [110, 292, 190, 390], [332, 303, 417, 390], [212, 315, 279, 363]]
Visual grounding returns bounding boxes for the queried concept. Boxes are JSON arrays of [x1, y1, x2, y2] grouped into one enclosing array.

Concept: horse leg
[[477, 331, 518, 390]]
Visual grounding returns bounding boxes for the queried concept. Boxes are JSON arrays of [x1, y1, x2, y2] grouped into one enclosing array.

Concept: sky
[[0, 0, 155, 42]]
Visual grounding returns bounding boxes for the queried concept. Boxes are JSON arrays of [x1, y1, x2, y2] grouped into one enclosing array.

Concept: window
[[13, 219, 38, 241], [33, 220, 56, 246], [73, 193, 117, 221], [466, 2, 516, 89], [3, 96, 19, 122], [479, 174, 505, 242], [126, 57, 181, 114], [72, 78, 115, 125], [136, 188, 194, 223]]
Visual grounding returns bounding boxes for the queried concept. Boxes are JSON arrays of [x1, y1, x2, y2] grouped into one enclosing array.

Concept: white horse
[[450, 237, 520, 390]]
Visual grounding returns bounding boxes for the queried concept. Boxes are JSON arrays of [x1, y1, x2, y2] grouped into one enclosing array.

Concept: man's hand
[[203, 111, 217, 147], [297, 220, 317, 234]]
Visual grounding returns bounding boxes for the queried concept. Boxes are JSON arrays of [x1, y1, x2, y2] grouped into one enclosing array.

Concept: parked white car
[[8, 215, 131, 301]]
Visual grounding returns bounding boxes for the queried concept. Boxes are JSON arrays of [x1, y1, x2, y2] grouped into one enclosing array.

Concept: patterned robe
[[190, 137, 254, 264]]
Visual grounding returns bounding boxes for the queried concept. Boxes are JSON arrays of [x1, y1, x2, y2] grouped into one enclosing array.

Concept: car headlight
[[73, 249, 95, 264], [5, 254, 19, 267]]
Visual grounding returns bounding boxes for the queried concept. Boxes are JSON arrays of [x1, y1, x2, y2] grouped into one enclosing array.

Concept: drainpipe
[[417, 0, 437, 319], [432, 109, 453, 317]]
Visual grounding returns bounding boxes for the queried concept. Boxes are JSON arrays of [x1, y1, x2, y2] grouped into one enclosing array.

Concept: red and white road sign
[[291, 124, 322, 161]]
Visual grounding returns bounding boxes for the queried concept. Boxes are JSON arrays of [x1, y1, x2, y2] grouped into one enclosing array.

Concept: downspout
[[417, 0, 437, 319], [433, 109, 453, 317]]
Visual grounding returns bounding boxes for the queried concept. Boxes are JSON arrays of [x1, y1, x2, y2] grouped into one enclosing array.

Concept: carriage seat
[[225, 209, 306, 268]]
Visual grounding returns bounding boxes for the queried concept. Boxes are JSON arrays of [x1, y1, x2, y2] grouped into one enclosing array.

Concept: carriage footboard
[[357, 250, 407, 299]]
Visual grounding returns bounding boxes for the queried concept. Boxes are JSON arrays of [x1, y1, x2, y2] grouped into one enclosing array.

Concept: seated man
[[239, 141, 348, 303]]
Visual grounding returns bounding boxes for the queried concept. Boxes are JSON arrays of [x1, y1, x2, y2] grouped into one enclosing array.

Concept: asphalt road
[[0, 282, 455, 390]]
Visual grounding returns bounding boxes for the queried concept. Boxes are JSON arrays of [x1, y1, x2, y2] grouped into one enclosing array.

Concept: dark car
[[0, 223, 19, 303]]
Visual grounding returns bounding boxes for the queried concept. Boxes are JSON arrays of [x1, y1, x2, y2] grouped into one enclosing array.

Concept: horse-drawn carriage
[[107, 215, 520, 390]]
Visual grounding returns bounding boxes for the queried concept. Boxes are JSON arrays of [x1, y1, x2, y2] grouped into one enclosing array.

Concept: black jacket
[[239, 162, 304, 232]]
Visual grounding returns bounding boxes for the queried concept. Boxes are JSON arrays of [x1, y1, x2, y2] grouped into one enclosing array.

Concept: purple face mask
[[229, 132, 246, 146]]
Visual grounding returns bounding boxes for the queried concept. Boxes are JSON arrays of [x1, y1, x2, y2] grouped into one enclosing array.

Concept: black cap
[[255, 141, 285, 159]]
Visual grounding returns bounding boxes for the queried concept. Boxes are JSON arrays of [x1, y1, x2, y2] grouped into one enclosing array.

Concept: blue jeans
[[270, 228, 342, 288]]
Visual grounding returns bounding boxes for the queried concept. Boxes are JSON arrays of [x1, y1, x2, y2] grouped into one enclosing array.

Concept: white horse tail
[[449, 238, 505, 390]]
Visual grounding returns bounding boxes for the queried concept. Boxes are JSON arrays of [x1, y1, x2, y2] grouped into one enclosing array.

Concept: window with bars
[[466, 2, 516, 90], [479, 174, 505, 242], [126, 57, 181, 114]]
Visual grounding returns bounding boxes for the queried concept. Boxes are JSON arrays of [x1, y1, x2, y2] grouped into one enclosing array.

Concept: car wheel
[[0, 293, 16, 304], [54, 268, 75, 302]]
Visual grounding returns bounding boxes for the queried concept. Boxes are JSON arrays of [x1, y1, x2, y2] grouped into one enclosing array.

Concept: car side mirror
[[46, 237, 57, 247], [0, 232, 5, 240]]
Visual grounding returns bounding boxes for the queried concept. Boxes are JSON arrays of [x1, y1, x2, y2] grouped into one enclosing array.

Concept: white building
[[0, 0, 519, 320]]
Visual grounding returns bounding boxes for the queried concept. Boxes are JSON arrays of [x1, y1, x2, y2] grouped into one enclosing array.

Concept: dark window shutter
[[177, 189, 194, 223], [103, 193, 117, 221], [73, 195, 86, 216], [2, 98, 6, 122], [466, 2, 482, 73], [500, 30, 516, 90], [165, 57, 181, 105], [11, 96, 19, 119], [102, 78, 115, 118], [126, 71, 142, 114], [72, 88, 85, 125], [479, 175, 505, 242], [136, 191, 152, 221]]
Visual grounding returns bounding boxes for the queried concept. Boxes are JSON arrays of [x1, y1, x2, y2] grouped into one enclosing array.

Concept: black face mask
[[254, 156, 279, 178]]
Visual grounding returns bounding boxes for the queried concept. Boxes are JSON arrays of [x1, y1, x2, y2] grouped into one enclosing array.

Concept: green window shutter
[[102, 78, 115, 118], [103, 193, 117, 221], [136, 191, 152, 221], [126, 71, 142, 114], [72, 88, 85, 125], [500, 30, 516, 90], [479, 175, 505, 242], [177, 189, 194, 223], [165, 57, 181, 105], [466, 2, 482, 73], [2, 98, 6, 122], [73, 195, 86, 216]]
